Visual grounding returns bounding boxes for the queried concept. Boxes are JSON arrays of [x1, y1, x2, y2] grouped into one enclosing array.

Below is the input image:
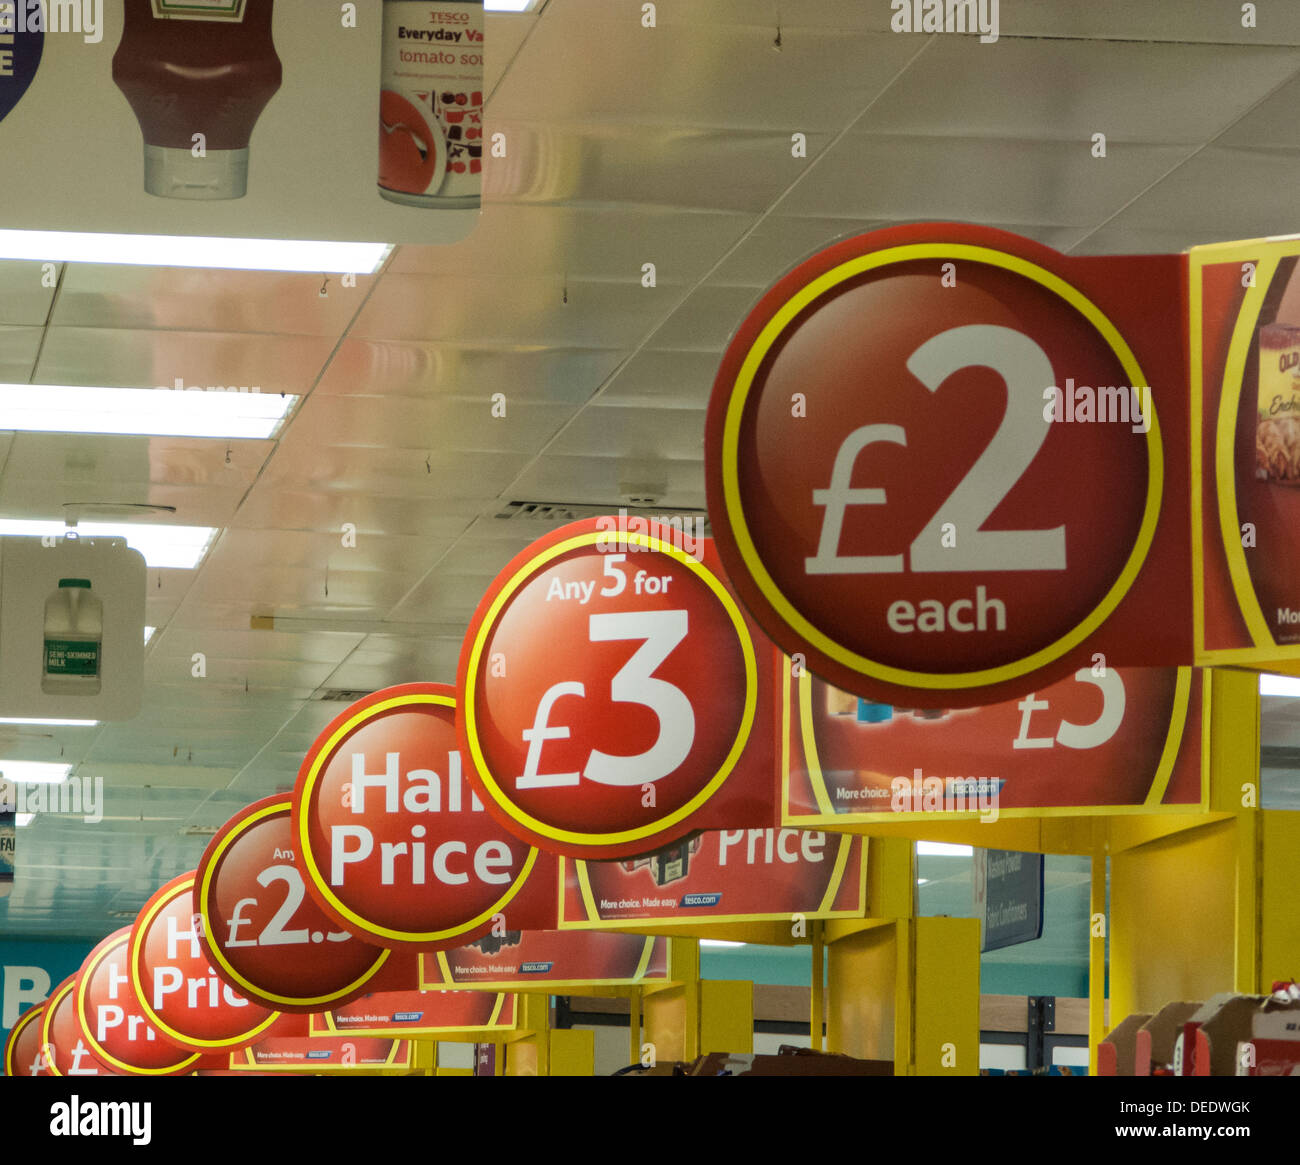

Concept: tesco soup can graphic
[[379, 0, 484, 208]]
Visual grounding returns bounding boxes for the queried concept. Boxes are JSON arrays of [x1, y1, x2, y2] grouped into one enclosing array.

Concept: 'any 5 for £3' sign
[[458, 520, 758, 859], [706, 223, 1170, 707]]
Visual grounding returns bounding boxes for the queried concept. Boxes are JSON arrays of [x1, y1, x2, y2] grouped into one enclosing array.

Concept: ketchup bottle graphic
[[112, 0, 282, 200]]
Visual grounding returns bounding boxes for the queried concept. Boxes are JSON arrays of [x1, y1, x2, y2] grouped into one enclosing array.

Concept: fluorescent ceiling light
[[0, 384, 297, 440], [0, 521, 216, 570], [16, 813, 34, 827], [0, 230, 392, 274], [916, 878, 930, 885], [0, 761, 72, 784], [1260, 673, 1300, 697], [700, 939, 746, 948], [144, 626, 156, 644], [917, 842, 973, 857], [486, 0, 539, 10], [0, 718, 98, 727]]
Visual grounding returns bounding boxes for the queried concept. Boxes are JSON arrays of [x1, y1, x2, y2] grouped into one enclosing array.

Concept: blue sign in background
[[1, 937, 97, 1064], [0, 13, 43, 126]]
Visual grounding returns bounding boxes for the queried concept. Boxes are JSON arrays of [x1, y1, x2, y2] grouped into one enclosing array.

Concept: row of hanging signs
[[7, 219, 1292, 1074]]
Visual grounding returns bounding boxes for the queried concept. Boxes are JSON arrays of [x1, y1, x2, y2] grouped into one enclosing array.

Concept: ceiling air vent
[[181, 825, 219, 837], [314, 689, 373, 703], [495, 501, 710, 534]]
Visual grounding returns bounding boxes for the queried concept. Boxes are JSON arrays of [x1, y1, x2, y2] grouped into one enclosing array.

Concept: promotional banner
[[420, 931, 671, 991], [458, 517, 778, 860], [129, 871, 282, 1054], [705, 222, 1192, 707], [3, 1003, 47, 1076], [74, 928, 203, 1076], [230, 1036, 412, 1072], [292, 683, 546, 949], [197, 795, 389, 1012], [783, 665, 1204, 825], [40, 975, 115, 1076], [0, 0, 480, 246], [310, 989, 515, 1039], [1191, 234, 1300, 667], [557, 829, 866, 930], [973, 849, 1045, 952]]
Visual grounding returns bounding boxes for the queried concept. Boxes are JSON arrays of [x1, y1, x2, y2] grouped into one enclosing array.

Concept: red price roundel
[[75, 928, 201, 1076], [3, 1004, 48, 1077], [40, 975, 115, 1076], [705, 223, 1162, 705], [457, 518, 758, 858], [292, 683, 538, 947], [197, 795, 389, 1012], [129, 871, 281, 1054]]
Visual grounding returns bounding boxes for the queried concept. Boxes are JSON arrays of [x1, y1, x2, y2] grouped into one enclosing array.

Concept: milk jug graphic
[[42, 579, 103, 695]]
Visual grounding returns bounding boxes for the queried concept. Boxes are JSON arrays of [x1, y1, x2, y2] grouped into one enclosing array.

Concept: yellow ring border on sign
[[296, 690, 540, 945], [130, 875, 282, 1052], [199, 800, 390, 1009], [463, 530, 759, 847], [790, 666, 1194, 822], [4, 1002, 43, 1077], [719, 242, 1163, 689], [1213, 253, 1281, 650], [77, 937, 201, 1076]]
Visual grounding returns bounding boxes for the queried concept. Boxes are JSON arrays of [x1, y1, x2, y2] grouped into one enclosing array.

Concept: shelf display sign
[[783, 665, 1205, 825], [557, 829, 866, 929], [292, 683, 543, 949], [74, 928, 202, 1076], [230, 1036, 412, 1073], [3, 1004, 48, 1076], [705, 222, 1193, 707], [1190, 234, 1300, 667], [310, 989, 515, 1039], [40, 976, 114, 1076], [129, 871, 281, 1055], [973, 849, 1045, 952], [197, 795, 389, 1012], [458, 518, 776, 860], [420, 931, 671, 991]]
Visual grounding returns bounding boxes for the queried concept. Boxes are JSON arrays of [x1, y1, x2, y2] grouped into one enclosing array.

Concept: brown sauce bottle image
[[112, 0, 282, 200]]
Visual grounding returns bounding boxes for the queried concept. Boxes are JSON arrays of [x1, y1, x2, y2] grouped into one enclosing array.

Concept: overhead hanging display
[[457, 517, 778, 860], [0, 0, 480, 246], [783, 665, 1205, 826], [705, 222, 1193, 707], [291, 683, 549, 949]]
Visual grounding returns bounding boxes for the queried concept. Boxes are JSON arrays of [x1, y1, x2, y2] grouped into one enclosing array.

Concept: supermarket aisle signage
[[974, 849, 1044, 952], [75, 929, 200, 1076], [197, 795, 389, 1012], [420, 930, 671, 991], [3, 1003, 47, 1076], [0, 5, 42, 126], [292, 683, 540, 948], [1190, 236, 1300, 666], [129, 871, 281, 1054], [41, 975, 113, 1076], [310, 989, 515, 1038], [458, 518, 765, 859], [705, 222, 1192, 707], [558, 829, 866, 929], [231, 1036, 411, 1072], [784, 665, 1205, 824]]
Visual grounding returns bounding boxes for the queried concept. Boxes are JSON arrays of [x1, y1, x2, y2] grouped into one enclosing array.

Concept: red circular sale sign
[[293, 684, 538, 947], [706, 223, 1162, 705], [129, 872, 280, 1054], [458, 518, 758, 858], [197, 796, 389, 1012], [75, 928, 201, 1076], [40, 976, 115, 1077], [3, 1004, 48, 1076]]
